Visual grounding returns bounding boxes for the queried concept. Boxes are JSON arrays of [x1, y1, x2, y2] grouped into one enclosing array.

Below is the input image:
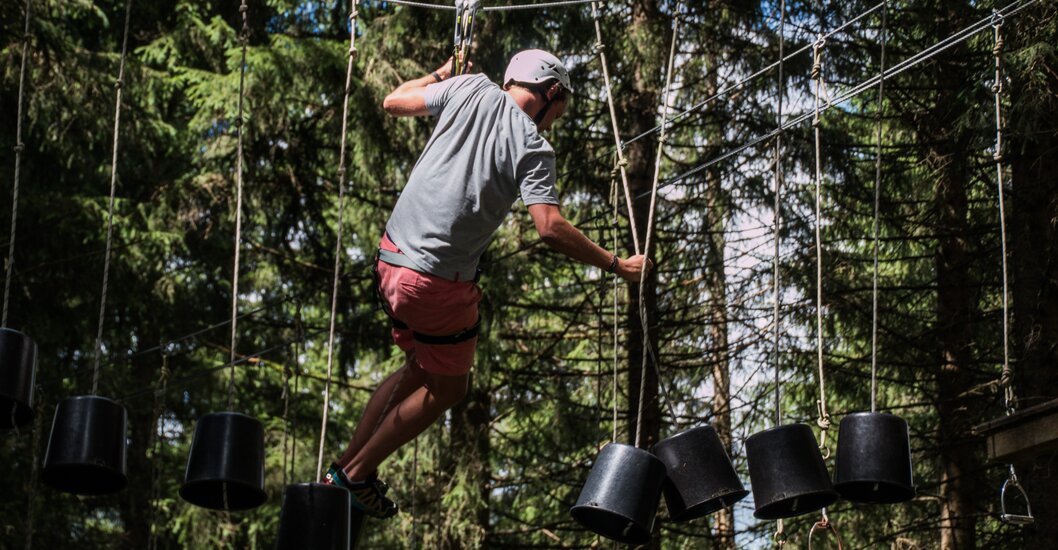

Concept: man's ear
[[546, 81, 563, 101]]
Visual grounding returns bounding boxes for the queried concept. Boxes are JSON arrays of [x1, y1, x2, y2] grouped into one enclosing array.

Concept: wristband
[[431, 71, 443, 83], [607, 254, 618, 274]]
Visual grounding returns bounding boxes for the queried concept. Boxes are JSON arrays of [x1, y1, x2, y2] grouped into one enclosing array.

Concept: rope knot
[[993, 39, 1005, 57], [350, 10, 359, 20], [13, 142, 25, 153], [993, 150, 1004, 163], [593, 41, 605, 55], [811, 62, 822, 81], [114, 78, 124, 89], [348, 46, 357, 57], [240, 3, 249, 13]]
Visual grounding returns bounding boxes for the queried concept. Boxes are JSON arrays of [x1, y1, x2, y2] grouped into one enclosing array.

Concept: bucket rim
[[180, 478, 268, 511], [42, 462, 128, 495], [570, 503, 653, 545]]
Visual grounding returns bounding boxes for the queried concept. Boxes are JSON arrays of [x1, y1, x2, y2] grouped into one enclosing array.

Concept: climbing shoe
[[323, 463, 397, 518]]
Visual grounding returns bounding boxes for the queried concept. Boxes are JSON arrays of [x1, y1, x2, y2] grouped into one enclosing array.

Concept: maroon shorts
[[376, 234, 481, 376]]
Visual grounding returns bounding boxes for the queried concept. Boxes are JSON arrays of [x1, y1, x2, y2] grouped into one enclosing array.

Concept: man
[[323, 50, 650, 518]]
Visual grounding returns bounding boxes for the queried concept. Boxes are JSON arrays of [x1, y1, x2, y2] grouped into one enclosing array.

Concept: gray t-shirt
[[385, 74, 560, 281]]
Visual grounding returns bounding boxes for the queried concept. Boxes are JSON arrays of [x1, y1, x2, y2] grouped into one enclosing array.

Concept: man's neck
[[505, 86, 544, 119]]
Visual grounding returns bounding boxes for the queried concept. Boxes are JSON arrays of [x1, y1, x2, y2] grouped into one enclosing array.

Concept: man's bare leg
[[343, 370, 468, 481], [334, 351, 425, 467]]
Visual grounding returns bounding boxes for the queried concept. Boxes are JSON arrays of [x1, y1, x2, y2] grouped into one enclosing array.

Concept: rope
[[385, 0, 599, 11], [633, 0, 682, 449], [991, 11, 1016, 415], [3, 0, 33, 328], [317, 0, 360, 483], [870, 1, 888, 413], [290, 308, 304, 482], [147, 354, 169, 550], [610, 167, 619, 443], [771, 0, 787, 430], [451, 0, 480, 76], [592, 0, 641, 255], [228, 0, 250, 410], [810, 35, 832, 457], [91, 0, 133, 395], [23, 388, 43, 550]]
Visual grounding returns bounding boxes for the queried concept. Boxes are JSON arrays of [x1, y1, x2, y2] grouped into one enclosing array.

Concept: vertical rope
[[316, 0, 359, 483], [633, 0, 682, 449], [228, 0, 250, 410], [147, 354, 169, 550], [610, 164, 619, 443], [592, 0, 641, 255], [91, 0, 133, 395], [3, 0, 33, 328], [991, 13, 1015, 415], [771, 0, 787, 429], [291, 307, 303, 482], [870, 0, 888, 413], [810, 36, 832, 456], [23, 388, 43, 550]]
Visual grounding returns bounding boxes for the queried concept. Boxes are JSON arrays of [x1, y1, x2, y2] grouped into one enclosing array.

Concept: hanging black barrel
[[181, 411, 266, 511], [276, 483, 356, 550], [570, 443, 667, 545], [42, 395, 128, 494], [745, 423, 837, 519], [834, 412, 915, 503], [653, 425, 749, 521], [0, 328, 37, 430]]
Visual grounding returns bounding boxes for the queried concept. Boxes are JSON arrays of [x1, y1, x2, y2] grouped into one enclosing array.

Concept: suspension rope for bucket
[[3, 0, 34, 329], [610, 158, 620, 443], [91, 0, 134, 396], [228, 0, 251, 411], [286, 304, 303, 484], [810, 33, 833, 459], [592, 1, 640, 255], [451, 0, 480, 76], [989, 11, 1034, 527], [316, 0, 360, 484], [771, 2, 787, 545], [23, 387, 44, 550], [870, 0, 888, 413], [632, 0, 683, 449]]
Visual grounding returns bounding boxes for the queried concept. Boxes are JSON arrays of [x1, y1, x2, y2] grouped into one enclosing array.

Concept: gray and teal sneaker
[[323, 463, 397, 519]]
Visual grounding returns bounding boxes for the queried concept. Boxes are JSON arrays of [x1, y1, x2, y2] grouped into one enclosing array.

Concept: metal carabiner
[[808, 512, 844, 550], [999, 469, 1034, 526]]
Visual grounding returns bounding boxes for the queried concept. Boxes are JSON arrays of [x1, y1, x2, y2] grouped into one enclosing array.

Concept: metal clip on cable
[[1000, 466, 1034, 526], [451, 0, 480, 76]]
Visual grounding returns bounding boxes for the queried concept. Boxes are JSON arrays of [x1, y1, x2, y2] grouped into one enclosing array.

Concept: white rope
[[3, 0, 33, 328], [228, 0, 250, 410], [385, 0, 599, 11], [771, 0, 787, 429], [811, 34, 832, 457], [592, 0, 641, 255], [991, 12, 1016, 415], [870, 0, 888, 413], [91, 0, 133, 395], [610, 171, 619, 443], [317, 0, 360, 484], [633, 0, 682, 449]]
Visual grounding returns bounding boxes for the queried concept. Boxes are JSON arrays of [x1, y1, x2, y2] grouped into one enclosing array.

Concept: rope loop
[[808, 511, 844, 550], [13, 143, 25, 153], [774, 519, 787, 548]]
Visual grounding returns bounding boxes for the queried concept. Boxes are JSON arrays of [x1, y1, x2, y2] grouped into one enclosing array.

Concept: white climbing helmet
[[504, 49, 573, 94]]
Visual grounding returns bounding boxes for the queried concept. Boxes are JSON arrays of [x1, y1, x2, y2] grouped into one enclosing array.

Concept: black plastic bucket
[[570, 443, 667, 545], [41, 395, 128, 494], [745, 423, 837, 519], [0, 328, 37, 430], [653, 425, 749, 521], [834, 412, 915, 503], [180, 411, 266, 511], [276, 483, 353, 550]]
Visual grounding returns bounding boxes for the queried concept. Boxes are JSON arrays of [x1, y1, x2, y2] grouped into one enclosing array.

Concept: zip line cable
[[658, 0, 1040, 193], [91, 0, 133, 396], [3, 0, 33, 328], [228, 0, 251, 410], [870, 0, 888, 413], [385, 0, 600, 11], [316, 0, 361, 484]]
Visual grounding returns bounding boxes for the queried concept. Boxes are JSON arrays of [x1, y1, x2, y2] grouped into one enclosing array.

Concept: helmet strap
[[533, 97, 554, 125]]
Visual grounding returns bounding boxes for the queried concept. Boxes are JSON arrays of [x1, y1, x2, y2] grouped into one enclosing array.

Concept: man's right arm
[[382, 58, 461, 117], [527, 203, 651, 283]]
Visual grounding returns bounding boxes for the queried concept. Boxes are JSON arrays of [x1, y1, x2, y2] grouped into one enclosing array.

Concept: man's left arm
[[527, 203, 650, 282]]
